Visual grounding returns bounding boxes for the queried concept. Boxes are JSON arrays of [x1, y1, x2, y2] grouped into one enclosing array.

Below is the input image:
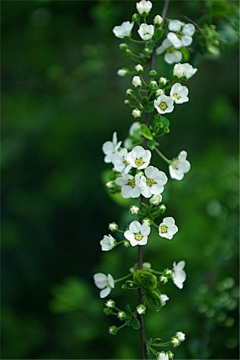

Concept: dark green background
[[1, 0, 239, 359]]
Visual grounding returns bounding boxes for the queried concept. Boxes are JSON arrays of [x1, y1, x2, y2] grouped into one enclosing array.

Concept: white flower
[[102, 132, 121, 163], [159, 77, 168, 86], [136, 304, 146, 314], [159, 217, 178, 240], [130, 205, 140, 215], [135, 64, 143, 73], [157, 352, 169, 360], [115, 173, 142, 198], [138, 23, 155, 40], [161, 294, 169, 306], [156, 38, 182, 64], [153, 15, 163, 26], [132, 108, 142, 118], [124, 220, 151, 246], [168, 19, 195, 48], [113, 21, 134, 39], [172, 261, 186, 289], [139, 166, 168, 198], [100, 235, 116, 251], [132, 75, 142, 88], [150, 194, 162, 205], [169, 150, 191, 180], [173, 63, 198, 79], [127, 146, 151, 170], [117, 68, 128, 77], [93, 273, 115, 298], [112, 148, 131, 173], [176, 331, 186, 341], [170, 83, 189, 104], [154, 95, 174, 114], [136, 0, 152, 15]]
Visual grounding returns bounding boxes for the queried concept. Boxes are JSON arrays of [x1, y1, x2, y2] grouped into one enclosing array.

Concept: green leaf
[[145, 289, 162, 312], [140, 124, 153, 140], [125, 304, 132, 314], [144, 102, 155, 113], [181, 47, 190, 62], [160, 116, 170, 128], [131, 316, 141, 330], [133, 269, 158, 290]]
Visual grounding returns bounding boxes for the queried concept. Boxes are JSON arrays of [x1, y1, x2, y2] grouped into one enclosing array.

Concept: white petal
[[124, 230, 135, 241], [100, 287, 111, 298], [94, 273, 107, 289], [107, 274, 115, 288], [181, 35, 192, 47], [167, 33, 182, 49], [163, 217, 175, 227], [168, 19, 182, 32], [129, 220, 141, 233], [183, 23, 195, 36], [141, 224, 151, 236]]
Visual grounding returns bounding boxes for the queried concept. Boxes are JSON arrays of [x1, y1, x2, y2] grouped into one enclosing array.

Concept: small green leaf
[[181, 47, 190, 62], [144, 102, 155, 113], [133, 269, 158, 290], [140, 124, 153, 140], [131, 316, 141, 330], [160, 116, 170, 128], [145, 289, 162, 312], [125, 304, 132, 314]]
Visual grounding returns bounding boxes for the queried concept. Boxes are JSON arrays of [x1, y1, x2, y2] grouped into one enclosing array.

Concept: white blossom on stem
[[132, 75, 142, 88], [102, 132, 121, 163], [173, 63, 198, 79], [170, 83, 189, 104], [100, 234, 116, 251], [154, 94, 174, 114], [150, 194, 162, 205], [159, 217, 178, 240], [157, 352, 169, 360], [168, 19, 195, 48], [176, 331, 186, 341], [115, 173, 142, 198], [169, 150, 191, 180], [93, 273, 115, 298], [138, 23, 155, 40], [112, 148, 132, 173], [124, 220, 151, 246], [113, 21, 134, 39], [156, 38, 182, 64], [136, 0, 152, 15], [161, 294, 169, 306], [172, 261, 186, 289], [139, 166, 168, 198], [132, 108, 142, 118], [127, 145, 151, 170]]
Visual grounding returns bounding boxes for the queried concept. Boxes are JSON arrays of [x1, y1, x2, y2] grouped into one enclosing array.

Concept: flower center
[[171, 160, 179, 169], [134, 232, 143, 241], [146, 178, 156, 186], [123, 159, 128, 165], [160, 225, 168, 234], [128, 179, 136, 187], [176, 31, 182, 39], [135, 158, 144, 167], [159, 102, 167, 110], [167, 45, 175, 53], [173, 93, 180, 100]]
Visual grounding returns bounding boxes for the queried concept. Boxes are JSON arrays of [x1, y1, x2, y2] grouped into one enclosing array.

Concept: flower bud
[[119, 43, 128, 51], [153, 15, 163, 26], [135, 64, 143, 73], [160, 275, 168, 284], [125, 49, 132, 56], [118, 311, 127, 320], [159, 77, 168, 86], [126, 88, 135, 97], [106, 181, 115, 189], [171, 337, 180, 347], [156, 89, 164, 97], [124, 99, 131, 106], [117, 68, 129, 77], [109, 325, 118, 335], [132, 75, 142, 88], [143, 48, 151, 56], [132, 108, 141, 118], [143, 262, 151, 269], [159, 204, 166, 213], [130, 205, 140, 215], [105, 299, 115, 308], [149, 69, 157, 77], [142, 218, 151, 226], [176, 331, 186, 341], [108, 222, 118, 231], [136, 304, 146, 315], [150, 194, 162, 205], [132, 13, 141, 23], [149, 80, 158, 90], [103, 307, 113, 315], [123, 240, 130, 248]]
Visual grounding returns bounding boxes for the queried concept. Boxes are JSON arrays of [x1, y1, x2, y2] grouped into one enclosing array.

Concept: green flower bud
[[123, 240, 130, 248], [143, 262, 151, 269], [126, 88, 135, 97], [124, 99, 131, 106], [109, 325, 118, 335], [143, 48, 151, 56], [136, 304, 146, 315], [118, 311, 127, 320], [119, 43, 128, 51], [149, 69, 157, 77], [135, 64, 144, 73], [159, 204, 166, 214], [103, 307, 113, 315], [149, 80, 158, 90], [132, 13, 141, 23], [105, 299, 115, 308], [125, 49, 132, 56]]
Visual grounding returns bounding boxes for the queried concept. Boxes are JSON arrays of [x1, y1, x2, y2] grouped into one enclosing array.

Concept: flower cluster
[[94, 0, 199, 358]]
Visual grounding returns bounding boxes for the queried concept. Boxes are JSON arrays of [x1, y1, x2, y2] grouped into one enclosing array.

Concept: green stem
[[114, 273, 132, 283], [154, 146, 171, 165]]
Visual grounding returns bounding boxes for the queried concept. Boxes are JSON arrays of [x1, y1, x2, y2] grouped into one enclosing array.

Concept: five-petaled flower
[[172, 261, 186, 289], [169, 150, 191, 180], [156, 38, 182, 64], [124, 220, 151, 246], [112, 148, 131, 173], [136, 0, 152, 15], [170, 83, 189, 104], [94, 273, 115, 298], [139, 166, 168, 198], [115, 173, 142, 198], [138, 23, 155, 41], [154, 94, 174, 114], [100, 234, 116, 251], [168, 19, 195, 48], [127, 145, 151, 169], [113, 21, 134, 39], [173, 62, 198, 79], [102, 132, 121, 163], [159, 217, 178, 239]]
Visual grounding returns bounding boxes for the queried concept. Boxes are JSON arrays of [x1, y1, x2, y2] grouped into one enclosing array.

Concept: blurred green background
[[1, 0, 239, 359]]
